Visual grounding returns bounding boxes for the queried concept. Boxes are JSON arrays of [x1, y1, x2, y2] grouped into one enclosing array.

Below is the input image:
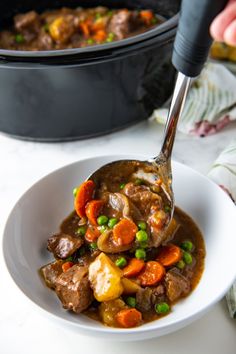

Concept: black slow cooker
[[0, 0, 180, 141]]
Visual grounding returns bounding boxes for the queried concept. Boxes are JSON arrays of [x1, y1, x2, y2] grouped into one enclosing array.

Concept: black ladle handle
[[172, 0, 228, 77]]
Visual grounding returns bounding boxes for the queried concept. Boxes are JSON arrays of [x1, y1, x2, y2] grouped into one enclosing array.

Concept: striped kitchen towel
[[208, 139, 236, 318], [153, 63, 236, 136]]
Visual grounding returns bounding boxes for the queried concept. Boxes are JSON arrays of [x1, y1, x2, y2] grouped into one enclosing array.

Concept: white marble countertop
[[0, 120, 236, 354]]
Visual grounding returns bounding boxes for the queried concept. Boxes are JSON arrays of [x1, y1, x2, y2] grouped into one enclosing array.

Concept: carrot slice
[[116, 308, 142, 328], [74, 180, 95, 217], [138, 261, 165, 286], [123, 258, 145, 278], [79, 22, 90, 37], [93, 29, 107, 42], [113, 219, 138, 246], [156, 244, 182, 267], [85, 226, 100, 243], [85, 199, 104, 225], [62, 261, 74, 272], [91, 18, 106, 32], [140, 10, 154, 23]]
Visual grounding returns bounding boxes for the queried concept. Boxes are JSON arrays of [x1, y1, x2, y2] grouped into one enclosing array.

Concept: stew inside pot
[[40, 162, 205, 328], [0, 6, 163, 51]]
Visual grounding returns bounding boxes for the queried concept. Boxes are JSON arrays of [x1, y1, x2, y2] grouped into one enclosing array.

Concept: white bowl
[[2, 155, 236, 341]]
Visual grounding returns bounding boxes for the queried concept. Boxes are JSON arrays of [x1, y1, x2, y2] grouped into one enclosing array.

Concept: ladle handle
[[172, 0, 228, 77], [160, 73, 191, 160], [159, 0, 228, 161]]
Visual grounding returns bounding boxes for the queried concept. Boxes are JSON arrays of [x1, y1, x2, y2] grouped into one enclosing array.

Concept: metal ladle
[[88, 0, 228, 245]]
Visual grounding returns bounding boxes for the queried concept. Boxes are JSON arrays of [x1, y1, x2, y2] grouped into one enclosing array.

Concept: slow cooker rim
[[0, 26, 177, 68], [0, 14, 179, 60]]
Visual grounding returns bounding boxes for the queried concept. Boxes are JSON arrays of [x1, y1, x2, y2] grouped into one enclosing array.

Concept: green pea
[[115, 257, 127, 268], [76, 226, 86, 236], [97, 215, 108, 225], [87, 38, 94, 45], [107, 10, 113, 17], [138, 221, 147, 230], [155, 302, 170, 314], [73, 187, 78, 197], [181, 241, 193, 252], [79, 247, 86, 257], [139, 241, 148, 249], [183, 252, 193, 264], [43, 23, 49, 32], [89, 242, 98, 251], [135, 248, 146, 260], [15, 34, 24, 43], [151, 17, 158, 24], [126, 297, 136, 308], [176, 260, 185, 270], [108, 218, 118, 228], [164, 205, 171, 213], [120, 183, 126, 190], [95, 13, 102, 20], [106, 32, 115, 42], [136, 230, 148, 242], [134, 178, 143, 185], [65, 256, 73, 262], [99, 225, 108, 233]]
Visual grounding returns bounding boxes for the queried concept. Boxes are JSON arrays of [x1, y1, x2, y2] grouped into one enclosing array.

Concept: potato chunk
[[88, 253, 123, 302], [99, 299, 127, 326], [49, 16, 74, 43], [121, 278, 141, 294]]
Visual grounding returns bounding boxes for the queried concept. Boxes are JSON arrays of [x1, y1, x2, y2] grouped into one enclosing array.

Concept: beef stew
[[0, 6, 163, 51], [40, 164, 205, 328]]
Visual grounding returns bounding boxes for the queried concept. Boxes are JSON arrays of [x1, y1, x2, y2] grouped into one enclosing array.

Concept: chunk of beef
[[136, 287, 152, 312], [47, 233, 83, 259], [108, 10, 141, 40], [107, 192, 142, 220], [36, 30, 53, 50], [136, 285, 165, 312], [108, 193, 130, 218], [123, 182, 162, 216], [14, 11, 41, 39], [0, 31, 15, 49], [165, 268, 191, 302], [148, 210, 170, 247], [55, 265, 93, 313], [152, 284, 166, 300], [107, 10, 131, 39], [40, 260, 63, 289], [123, 182, 171, 247], [42, 8, 83, 29]]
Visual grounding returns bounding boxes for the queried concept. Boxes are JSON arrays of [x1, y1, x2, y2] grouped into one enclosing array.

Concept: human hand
[[210, 0, 236, 46]]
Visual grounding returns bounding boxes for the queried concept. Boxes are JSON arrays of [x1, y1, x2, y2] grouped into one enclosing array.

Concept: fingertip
[[224, 19, 236, 46], [210, 1, 236, 41], [210, 19, 225, 41]]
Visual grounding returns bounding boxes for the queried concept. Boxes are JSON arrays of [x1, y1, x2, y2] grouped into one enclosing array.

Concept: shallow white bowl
[[2, 155, 236, 341]]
